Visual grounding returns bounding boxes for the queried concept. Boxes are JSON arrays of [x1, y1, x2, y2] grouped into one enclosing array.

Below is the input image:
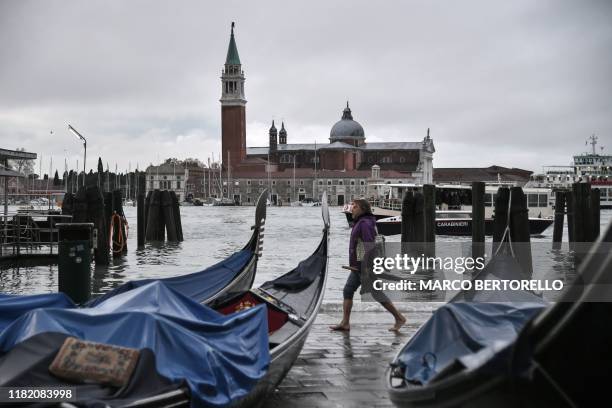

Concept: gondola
[[86, 189, 268, 307], [0, 191, 329, 407], [387, 219, 612, 408], [126, 191, 330, 407]]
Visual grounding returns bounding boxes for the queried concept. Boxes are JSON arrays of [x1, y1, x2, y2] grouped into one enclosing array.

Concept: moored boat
[[86, 190, 268, 307], [132, 191, 331, 407], [376, 213, 553, 236], [386, 219, 612, 408]]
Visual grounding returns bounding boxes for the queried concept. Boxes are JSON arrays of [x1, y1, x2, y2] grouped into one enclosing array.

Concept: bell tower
[[220, 22, 247, 171]]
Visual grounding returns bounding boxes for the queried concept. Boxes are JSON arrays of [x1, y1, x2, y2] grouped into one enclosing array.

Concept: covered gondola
[[86, 189, 268, 307], [387, 220, 612, 408], [126, 191, 331, 408]]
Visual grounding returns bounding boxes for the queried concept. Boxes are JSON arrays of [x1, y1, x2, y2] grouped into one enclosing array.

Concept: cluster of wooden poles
[[399, 182, 602, 274], [136, 190, 183, 246], [62, 186, 128, 265]]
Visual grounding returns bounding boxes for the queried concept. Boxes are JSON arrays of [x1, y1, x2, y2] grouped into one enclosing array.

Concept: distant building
[[433, 166, 533, 185], [217, 23, 435, 205], [145, 163, 188, 201]]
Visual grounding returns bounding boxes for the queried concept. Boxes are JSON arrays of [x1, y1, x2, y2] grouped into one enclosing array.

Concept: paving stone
[[266, 311, 431, 407]]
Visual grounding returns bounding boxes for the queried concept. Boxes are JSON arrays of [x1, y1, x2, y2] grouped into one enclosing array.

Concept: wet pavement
[[264, 310, 432, 408]]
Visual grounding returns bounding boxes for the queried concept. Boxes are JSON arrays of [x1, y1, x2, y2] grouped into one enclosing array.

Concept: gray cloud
[[1, 0, 610, 175]]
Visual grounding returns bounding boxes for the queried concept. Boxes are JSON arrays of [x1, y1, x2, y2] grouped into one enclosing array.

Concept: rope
[[109, 212, 128, 254], [494, 190, 515, 258]]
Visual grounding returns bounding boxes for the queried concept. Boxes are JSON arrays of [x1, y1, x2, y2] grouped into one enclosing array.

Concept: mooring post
[[591, 188, 600, 240], [161, 190, 178, 242], [572, 182, 593, 267], [170, 191, 184, 241], [401, 191, 415, 255], [471, 182, 485, 261], [492, 187, 510, 255], [146, 189, 164, 241], [567, 188, 575, 249], [509, 187, 533, 277], [144, 190, 152, 239], [552, 190, 566, 249], [57, 222, 93, 304], [423, 184, 436, 258], [413, 191, 425, 255], [90, 186, 109, 265], [137, 193, 145, 247]]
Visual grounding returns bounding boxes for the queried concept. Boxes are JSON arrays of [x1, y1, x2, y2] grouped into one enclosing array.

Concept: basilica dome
[[329, 102, 365, 142]]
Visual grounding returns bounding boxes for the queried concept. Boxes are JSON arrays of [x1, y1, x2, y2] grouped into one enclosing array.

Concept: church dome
[[330, 102, 365, 141]]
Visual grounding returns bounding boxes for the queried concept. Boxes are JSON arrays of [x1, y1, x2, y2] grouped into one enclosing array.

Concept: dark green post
[[57, 223, 93, 304]]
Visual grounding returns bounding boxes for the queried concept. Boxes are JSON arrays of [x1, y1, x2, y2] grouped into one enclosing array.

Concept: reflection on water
[[0, 206, 610, 306]]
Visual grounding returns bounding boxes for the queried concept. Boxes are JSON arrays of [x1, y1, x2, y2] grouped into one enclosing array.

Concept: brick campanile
[[220, 22, 247, 171]]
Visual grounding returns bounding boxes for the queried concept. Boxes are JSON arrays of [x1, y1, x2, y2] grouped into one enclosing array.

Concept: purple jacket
[[349, 213, 377, 268]]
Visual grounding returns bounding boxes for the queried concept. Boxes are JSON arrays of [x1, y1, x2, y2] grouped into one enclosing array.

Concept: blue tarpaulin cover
[[86, 249, 253, 306], [0, 281, 269, 408], [396, 254, 547, 385], [0, 293, 75, 333], [396, 302, 545, 384]]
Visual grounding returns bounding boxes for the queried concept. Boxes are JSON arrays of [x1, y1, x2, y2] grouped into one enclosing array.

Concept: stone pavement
[[263, 310, 432, 408]]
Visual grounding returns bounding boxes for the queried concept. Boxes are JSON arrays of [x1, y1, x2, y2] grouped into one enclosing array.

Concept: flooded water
[[1, 206, 610, 308]]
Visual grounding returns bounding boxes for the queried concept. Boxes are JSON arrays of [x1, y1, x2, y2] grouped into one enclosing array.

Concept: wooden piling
[[567, 189, 575, 248], [87, 185, 109, 265], [170, 191, 184, 241], [471, 181, 485, 260], [413, 191, 425, 255], [591, 188, 600, 239], [144, 190, 152, 239], [401, 191, 415, 254], [423, 184, 436, 257], [509, 187, 533, 277], [492, 187, 510, 255], [137, 193, 145, 247], [146, 189, 164, 241], [161, 190, 178, 242], [552, 191, 566, 249]]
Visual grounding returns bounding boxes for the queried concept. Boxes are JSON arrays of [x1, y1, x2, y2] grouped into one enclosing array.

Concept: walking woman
[[330, 198, 406, 332]]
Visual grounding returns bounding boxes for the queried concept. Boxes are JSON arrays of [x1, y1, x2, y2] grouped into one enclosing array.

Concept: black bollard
[[423, 184, 436, 257], [170, 191, 184, 241], [509, 187, 533, 277], [401, 191, 415, 255], [591, 188, 600, 240], [492, 187, 510, 255], [552, 191, 566, 249], [161, 190, 178, 242], [471, 182, 485, 260], [137, 193, 145, 247], [57, 222, 93, 304]]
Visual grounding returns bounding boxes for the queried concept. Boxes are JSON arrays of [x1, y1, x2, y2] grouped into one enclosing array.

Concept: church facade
[[219, 24, 435, 206]]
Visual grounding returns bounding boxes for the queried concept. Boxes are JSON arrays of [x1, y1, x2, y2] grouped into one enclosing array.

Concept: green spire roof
[[225, 22, 241, 65]]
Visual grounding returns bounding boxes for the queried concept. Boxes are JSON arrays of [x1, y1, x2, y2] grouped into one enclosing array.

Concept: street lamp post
[[68, 124, 87, 187]]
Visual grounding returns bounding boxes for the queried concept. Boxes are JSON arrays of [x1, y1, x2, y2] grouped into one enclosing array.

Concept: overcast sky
[[1, 0, 611, 176]]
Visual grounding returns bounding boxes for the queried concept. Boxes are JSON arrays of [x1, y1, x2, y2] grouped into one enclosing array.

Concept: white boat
[[526, 135, 612, 209]]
